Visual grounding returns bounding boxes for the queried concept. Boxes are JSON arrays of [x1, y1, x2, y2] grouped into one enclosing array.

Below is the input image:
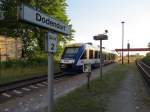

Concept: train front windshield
[[62, 47, 80, 59]]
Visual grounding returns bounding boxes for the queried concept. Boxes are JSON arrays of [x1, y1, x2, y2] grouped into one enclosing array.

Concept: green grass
[[0, 65, 47, 85], [0, 60, 60, 85], [51, 64, 127, 112], [143, 97, 150, 105]]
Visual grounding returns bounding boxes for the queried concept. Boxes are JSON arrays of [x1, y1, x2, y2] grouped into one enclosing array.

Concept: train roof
[[66, 43, 101, 49], [111, 50, 119, 56], [66, 43, 116, 54]]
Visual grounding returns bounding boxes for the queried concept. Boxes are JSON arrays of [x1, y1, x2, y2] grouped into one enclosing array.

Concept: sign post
[[100, 40, 102, 80], [83, 63, 91, 89], [93, 30, 108, 80], [45, 32, 57, 112], [127, 41, 130, 64], [48, 52, 54, 112], [17, 3, 71, 112]]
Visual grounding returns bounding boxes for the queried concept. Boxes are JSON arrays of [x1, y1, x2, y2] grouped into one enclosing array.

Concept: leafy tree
[[0, 0, 74, 59]]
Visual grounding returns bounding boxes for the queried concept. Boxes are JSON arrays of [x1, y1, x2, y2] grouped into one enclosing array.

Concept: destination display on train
[[19, 3, 70, 35]]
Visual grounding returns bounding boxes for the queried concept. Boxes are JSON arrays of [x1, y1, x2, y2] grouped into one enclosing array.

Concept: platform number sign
[[47, 32, 57, 53], [83, 64, 91, 73]]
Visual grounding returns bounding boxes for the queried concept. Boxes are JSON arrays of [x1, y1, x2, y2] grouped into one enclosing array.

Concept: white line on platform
[[22, 87, 31, 91], [2, 93, 11, 98], [13, 90, 22, 94]]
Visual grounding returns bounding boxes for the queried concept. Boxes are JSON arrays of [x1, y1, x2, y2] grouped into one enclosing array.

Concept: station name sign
[[19, 4, 70, 35]]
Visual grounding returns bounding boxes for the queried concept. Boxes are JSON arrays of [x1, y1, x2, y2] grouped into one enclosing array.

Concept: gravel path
[[107, 64, 150, 112], [0, 63, 117, 112]]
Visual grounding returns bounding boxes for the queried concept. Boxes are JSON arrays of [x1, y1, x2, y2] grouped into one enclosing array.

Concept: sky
[[66, 0, 150, 54]]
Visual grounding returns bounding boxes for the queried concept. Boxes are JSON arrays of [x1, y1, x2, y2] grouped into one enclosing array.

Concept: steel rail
[[0, 72, 64, 93], [136, 61, 150, 86], [0, 62, 115, 94]]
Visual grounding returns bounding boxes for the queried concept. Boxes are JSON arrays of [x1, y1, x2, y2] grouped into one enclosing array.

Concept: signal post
[[93, 30, 108, 80]]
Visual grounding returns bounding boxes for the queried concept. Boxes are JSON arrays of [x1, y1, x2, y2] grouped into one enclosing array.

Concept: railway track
[[0, 62, 115, 94], [0, 63, 114, 103], [136, 61, 150, 87], [0, 72, 64, 94]]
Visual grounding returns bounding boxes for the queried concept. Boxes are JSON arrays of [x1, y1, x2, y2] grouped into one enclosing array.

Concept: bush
[[142, 55, 150, 65], [0, 57, 48, 68]]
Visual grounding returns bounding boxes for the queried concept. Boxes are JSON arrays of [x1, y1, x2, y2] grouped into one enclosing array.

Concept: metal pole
[[0, 48, 1, 61], [48, 52, 54, 112], [87, 72, 91, 89], [127, 42, 130, 64], [121, 21, 124, 64], [128, 49, 129, 64], [15, 38, 18, 59], [100, 40, 102, 80]]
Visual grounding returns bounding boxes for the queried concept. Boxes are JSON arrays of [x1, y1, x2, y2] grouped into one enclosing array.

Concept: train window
[[103, 53, 106, 60], [106, 53, 109, 60], [109, 53, 111, 60], [62, 47, 80, 58], [98, 51, 100, 58], [89, 50, 93, 59], [65, 47, 79, 54], [95, 51, 99, 58], [110, 54, 115, 60], [112, 54, 115, 60], [81, 50, 87, 59], [102, 53, 106, 60]]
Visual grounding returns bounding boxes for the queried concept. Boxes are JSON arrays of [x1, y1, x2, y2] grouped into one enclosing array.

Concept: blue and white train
[[60, 43, 118, 74]]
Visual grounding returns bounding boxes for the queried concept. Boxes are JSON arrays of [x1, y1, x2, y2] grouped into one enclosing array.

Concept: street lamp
[[121, 21, 125, 64], [93, 30, 108, 80]]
